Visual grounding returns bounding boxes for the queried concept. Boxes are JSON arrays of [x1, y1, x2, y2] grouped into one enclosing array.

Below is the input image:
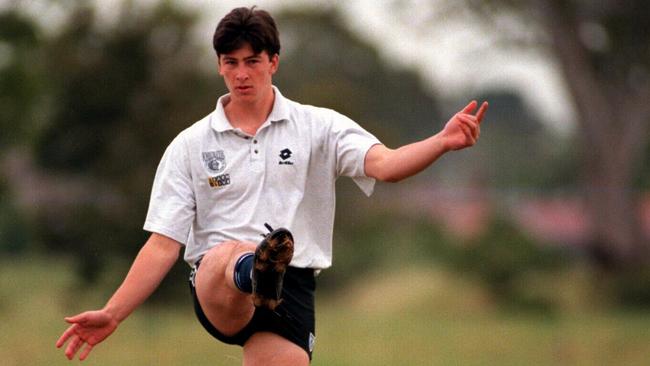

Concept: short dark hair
[[213, 6, 280, 57]]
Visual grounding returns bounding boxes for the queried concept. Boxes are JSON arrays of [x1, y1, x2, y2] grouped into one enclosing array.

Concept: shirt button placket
[[250, 137, 262, 168]]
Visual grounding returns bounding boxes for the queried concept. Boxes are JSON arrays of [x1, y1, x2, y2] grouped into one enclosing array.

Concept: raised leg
[[194, 241, 256, 336]]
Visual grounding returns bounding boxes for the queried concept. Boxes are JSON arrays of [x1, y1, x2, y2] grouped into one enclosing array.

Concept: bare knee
[[196, 241, 257, 297], [199, 242, 255, 283], [194, 241, 257, 335]]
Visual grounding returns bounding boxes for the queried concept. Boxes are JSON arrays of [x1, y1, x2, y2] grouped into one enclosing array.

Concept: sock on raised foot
[[233, 252, 254, 293]]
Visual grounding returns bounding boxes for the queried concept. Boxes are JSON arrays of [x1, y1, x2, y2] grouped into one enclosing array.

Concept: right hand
[[439, 100, 488, 151], [55, 310, 119, 361]]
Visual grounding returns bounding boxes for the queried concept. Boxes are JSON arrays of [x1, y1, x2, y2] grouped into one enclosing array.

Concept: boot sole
[[252, 228, 294, 310]]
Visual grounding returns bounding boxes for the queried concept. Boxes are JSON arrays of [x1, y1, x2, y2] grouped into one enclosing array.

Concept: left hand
[[439, 100, 488, 151], [56, 310, 119, 361]]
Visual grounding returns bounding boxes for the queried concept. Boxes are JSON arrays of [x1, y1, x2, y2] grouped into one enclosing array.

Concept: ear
[[269, 54, 280, 75], [217, 56, 224, 76]]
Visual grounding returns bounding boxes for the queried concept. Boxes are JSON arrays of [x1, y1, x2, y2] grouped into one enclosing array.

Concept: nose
[[235, 67, 249, 82]]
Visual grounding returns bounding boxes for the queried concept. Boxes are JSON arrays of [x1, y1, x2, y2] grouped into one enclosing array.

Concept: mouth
[[235, 85, 253, 93]]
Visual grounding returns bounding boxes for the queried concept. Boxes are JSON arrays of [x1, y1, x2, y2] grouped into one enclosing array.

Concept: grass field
[[2, 257, 650, 365]]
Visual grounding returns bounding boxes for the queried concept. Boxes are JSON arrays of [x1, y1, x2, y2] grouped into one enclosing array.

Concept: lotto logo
[[279, 148, 292, 160], [208, 174, 231, 188]]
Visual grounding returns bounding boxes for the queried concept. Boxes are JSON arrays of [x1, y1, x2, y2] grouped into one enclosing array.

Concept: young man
[[56, 6, 487, 365]]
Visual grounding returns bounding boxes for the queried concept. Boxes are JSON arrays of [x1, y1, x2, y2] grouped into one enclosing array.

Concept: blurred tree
[[480, 91, 578, 189], [274, 9, 441, 148], [0, 9, 46, 254], [440, 89, 577, 189], [0, 9, 46, 149], [25, 1, 223, 286], [453, 217, 566, 312], [531, 0, 650, 268], [0, 179, 31, 254], [392, 0, 650, 267]]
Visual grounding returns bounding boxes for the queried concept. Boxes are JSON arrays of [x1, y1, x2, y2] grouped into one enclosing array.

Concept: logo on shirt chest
[[208, 174, 231, 188], [279, 148, 294, 165], [202, 150, 226, 174], [203, 150, 231, 188]]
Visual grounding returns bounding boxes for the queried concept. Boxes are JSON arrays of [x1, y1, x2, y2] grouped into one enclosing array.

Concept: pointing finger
[[476, 101, 488, 123], [461, 100, 478, 114]]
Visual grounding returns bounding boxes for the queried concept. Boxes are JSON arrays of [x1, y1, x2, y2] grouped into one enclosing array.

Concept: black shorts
[[189, 261, 316, 359]]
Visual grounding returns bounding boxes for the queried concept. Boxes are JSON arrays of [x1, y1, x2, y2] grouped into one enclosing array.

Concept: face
[[218, 43, 279, 103]]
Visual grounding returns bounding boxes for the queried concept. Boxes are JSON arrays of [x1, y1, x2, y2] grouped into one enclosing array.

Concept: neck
[[224, 86, 275, 135]]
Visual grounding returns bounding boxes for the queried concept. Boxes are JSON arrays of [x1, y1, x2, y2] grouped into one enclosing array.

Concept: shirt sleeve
[[330, 112, 382, 196], [143, 133, 196, 244]]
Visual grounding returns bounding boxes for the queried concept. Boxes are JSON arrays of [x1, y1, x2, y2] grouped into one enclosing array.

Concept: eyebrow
[[221, 54, 262, 61]]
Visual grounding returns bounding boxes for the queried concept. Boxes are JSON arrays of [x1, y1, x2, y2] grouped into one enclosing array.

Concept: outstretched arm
[[56, 233, 181, 361], [364, 100, 488, 183]]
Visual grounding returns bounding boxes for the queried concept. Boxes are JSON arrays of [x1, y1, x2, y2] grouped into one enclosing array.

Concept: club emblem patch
[[202, 150, 226, 173]]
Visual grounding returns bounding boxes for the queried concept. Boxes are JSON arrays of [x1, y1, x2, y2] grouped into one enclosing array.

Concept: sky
[[5, 0, 576, 134]]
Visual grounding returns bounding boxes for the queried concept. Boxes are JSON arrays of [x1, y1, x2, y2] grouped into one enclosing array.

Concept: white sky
[[5, 0, 577, 134]]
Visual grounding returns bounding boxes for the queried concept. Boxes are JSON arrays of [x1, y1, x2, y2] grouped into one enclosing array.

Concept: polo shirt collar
[[210, 86, 290, 133]]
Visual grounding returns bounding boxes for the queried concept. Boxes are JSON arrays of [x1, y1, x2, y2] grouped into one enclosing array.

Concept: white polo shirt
[[144, 87, 381, 269]]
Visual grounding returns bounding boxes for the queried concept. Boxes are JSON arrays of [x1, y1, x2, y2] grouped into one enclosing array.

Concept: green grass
[[1, 257, 650, 365]]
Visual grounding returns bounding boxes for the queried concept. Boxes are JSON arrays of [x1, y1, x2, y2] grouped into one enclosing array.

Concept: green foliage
[[451, 217, 568, 312], [326, 207, 571, 312], [36, 3, 218, 175], [320, 198, 456, 291], [0, 10, 47, 148], [0, 184, 31, 254], [25, 2, 222, 286], [604, 265, 650, 309]]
